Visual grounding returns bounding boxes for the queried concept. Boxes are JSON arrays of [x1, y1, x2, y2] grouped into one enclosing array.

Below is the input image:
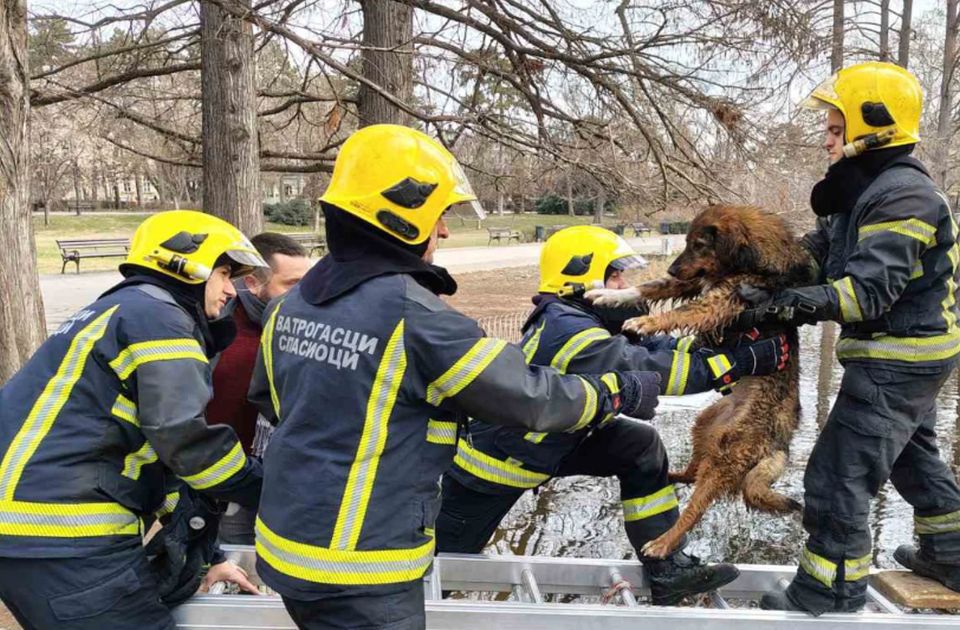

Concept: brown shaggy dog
[[588, 205, 814, 558]]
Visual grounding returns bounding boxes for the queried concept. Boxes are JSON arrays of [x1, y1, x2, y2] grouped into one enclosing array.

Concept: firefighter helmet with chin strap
[[802, 61, 922, 156], [319, 124, 484, 245], [122, 210, 268, 284], [538, 225, 647, 294]]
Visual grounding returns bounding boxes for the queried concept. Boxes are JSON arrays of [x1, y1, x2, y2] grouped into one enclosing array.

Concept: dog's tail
[[742, 451, 802, 514]]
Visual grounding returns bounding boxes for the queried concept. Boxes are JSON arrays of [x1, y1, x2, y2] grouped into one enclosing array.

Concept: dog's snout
[[667, 260, 681, 277]]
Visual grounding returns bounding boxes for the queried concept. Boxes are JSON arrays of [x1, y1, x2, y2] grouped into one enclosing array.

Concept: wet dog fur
[[588, 205, 814, 558]]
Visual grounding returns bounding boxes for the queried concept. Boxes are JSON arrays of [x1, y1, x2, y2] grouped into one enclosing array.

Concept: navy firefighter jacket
[[0, 284, 261, 559]]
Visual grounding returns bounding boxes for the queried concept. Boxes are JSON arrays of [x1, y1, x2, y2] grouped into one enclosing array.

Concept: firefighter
[[0, 210, 267, 629], [248, 124, 663, 629], [732, 62, 960, 615], [436, 225, 790, 605]]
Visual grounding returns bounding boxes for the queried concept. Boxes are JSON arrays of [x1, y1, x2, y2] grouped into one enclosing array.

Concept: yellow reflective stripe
[[453, 439, 549, 489], [623, 485, 678, 522], [255, 516, 435, 585], [665, 350, 691, 396], [110, 393, 138, 427], [600, 372, 620, 394], [550, 328, 611, 373], [426, 419, 458, 445], [261, 299, 285, 418], [836, 329, 960, 362], [331, 322, 407, 551], [521, 321, 545, 364], [180, 441, 246, 490], [844, 553, 872, 582], [942, 220, 959, 333], [0, 307, 118, 501], [425, 338, 507, 406], [156, 492, 180, 518], [858, 218, 937, 248], [571, 376, 598, 431], [0, 500, 139, 537], [915, 509, 960, 535], [832, 277, 864, 323], [909, 260, 924, 280], [524, 432, 548, 444], [706, 353, 733, 378], [800, 546, 837, 589], [121, 441, 158, 480], [109, 338, 207, 380], [676, 336, 696, 352]]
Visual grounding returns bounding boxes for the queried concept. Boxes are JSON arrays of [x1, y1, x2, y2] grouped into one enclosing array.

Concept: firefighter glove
[[732, 284, 821, 330], [703, 330, 789, 393], [610, 370, 662, 421]]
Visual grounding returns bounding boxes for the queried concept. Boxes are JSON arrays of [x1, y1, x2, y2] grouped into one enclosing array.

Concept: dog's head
[[667, 205, 808, 283]]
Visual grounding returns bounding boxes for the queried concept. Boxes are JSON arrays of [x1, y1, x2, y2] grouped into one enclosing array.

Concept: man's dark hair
[[251, 232, 308, 267]]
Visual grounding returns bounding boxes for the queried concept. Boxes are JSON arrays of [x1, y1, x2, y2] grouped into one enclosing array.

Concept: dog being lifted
[[587, 205, 814, 559]]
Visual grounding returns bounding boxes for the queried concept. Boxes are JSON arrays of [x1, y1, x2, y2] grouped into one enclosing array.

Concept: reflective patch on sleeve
[[550, 328, 611, 374], [857, 218, 937, 248], [109, 338, 207, 380], [121, 441, 158, 480], [426, 419, 458, 446], [180, 441, 247, 490], [832, 276, 864, 323], [915, 509, 960, 535], [622, 486, 678, 522], [665, 350, 691, 396], [111, 394, 138, 427], [425, 338, 507, 406]]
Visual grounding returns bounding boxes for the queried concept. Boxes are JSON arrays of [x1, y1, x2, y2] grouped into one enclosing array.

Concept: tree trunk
[[43, 198, 49, 226], [496, 190, 504, 216], [831, 0, 844, 72], [936, 0, 959, 188], [113, 180, 120, 209], [91, 168, 99, 209], [0, 0, 45, 383], [879, 0, 890, 61], [899, 0, 913, 69], [357, 0, 413, 127], [566, 176, 575, 217], [200, 0, 262, 234], [134, 171, 143, 208], [593, 191, 604, 225], [73, 162, 81, 215]]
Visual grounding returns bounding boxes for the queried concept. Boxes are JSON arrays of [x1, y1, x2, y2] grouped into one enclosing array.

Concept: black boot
[[894, 545, 960, 592], [643, 551, 740, 606], [759, 588, 809, 613]]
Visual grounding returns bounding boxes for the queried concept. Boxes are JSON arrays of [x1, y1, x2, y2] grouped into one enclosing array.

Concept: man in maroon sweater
[[207, 232, 311, 544]]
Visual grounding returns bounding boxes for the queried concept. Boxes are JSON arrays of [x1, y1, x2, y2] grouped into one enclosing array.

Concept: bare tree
[[879, 0, 891, 61], [0, 0, 45, 383], [831, 0, 845, 71], [358, 0, 414, 126], [899, 0, 913, 68], [936, 0, 959, 187], [200, 0, 262, 233]]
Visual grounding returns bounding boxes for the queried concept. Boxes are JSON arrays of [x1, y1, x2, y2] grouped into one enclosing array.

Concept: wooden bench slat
[[56, 238, 131, 274], [873, 570, 960, 609]]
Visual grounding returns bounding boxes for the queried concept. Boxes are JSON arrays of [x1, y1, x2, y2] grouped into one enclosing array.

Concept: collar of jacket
[[300, 202, 457, 305], [809, 145, 917, 217]]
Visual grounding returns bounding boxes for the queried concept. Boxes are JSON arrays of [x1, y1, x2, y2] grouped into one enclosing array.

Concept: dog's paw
[[584, 287, 641, 308], [668, 471, 695, 484], [641, 537, 675, 559], [622, 315, 659, 336], [787, 498, 803, 513]]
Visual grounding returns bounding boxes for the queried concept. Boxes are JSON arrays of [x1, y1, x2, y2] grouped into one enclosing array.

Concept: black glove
[[146, 486, 224, 607], [702, 330, 790, 393], [731, 284, 820, 331]]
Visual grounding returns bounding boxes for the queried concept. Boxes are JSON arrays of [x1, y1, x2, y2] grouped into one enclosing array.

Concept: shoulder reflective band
[[550, 328, 611, 374], [426, 338, 507, 406], [665, 350, 691, 396], [255, 516, 435, 585], [799, 546, 837, 589], [111, 393, 138, 427], [521, 321, 545, 364], [122, 441, 158, 480], [0, 306, 118, 501], [857, 217, 937, 248], [915, 508, 960, 535], [844, 553, 872, 582], [109, 338, 207, 381], [832, 277, 864, 323], [622, 485, 678, 522], [261, 299, 286, 418], [836, 329, 960, 363], [331, 321, 407, 552], [156, 491, 180, 519], [426, 419, 457, 446], [180, 441, 247, 490], [453, 439, 550, 489], [0, 500, 139, 538]]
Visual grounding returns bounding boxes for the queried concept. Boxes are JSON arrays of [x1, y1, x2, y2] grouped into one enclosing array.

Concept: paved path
[[40, 234, 684, 331]]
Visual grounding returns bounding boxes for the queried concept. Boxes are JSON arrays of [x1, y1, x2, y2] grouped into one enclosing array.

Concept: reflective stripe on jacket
[[0, 284, 260, 558], [447, 299, 714, 495], [248, 274, 603, 596], [801, 157, 960, 367]]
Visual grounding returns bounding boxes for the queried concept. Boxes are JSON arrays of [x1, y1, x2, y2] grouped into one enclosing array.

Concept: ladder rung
[[521, 568, 545, 604], [609, 569, 638, 607], [866, 584, 902, 615], [709, 591, 730, 609]]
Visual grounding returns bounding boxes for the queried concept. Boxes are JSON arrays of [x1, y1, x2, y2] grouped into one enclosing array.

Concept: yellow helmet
[[538, 225, 647, 294], [803, 61, 922, 155], [320, 124, 484, 245], [122, 210, 268, 284]]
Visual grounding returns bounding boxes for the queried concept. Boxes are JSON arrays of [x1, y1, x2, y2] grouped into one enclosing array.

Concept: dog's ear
[[700, 224, 718, 245], [714, 219, 757, 272], [733, 243, 759, 272]]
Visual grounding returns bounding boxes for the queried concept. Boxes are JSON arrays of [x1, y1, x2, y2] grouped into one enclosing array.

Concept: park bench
[[631, 222, 652, 237], [487, 227, 523, 245], [287, 232, 327, 257], [56, 238, 130, 274]]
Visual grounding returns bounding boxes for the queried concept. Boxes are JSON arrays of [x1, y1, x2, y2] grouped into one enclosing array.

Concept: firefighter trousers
[[437, 419, 676, 556], [788, 362, 960, 614], [0, 545, 175, 630], [280, 580, 425, 630]]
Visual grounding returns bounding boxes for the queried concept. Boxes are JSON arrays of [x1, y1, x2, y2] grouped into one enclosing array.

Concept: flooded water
[[483, 324, 960, 571]]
